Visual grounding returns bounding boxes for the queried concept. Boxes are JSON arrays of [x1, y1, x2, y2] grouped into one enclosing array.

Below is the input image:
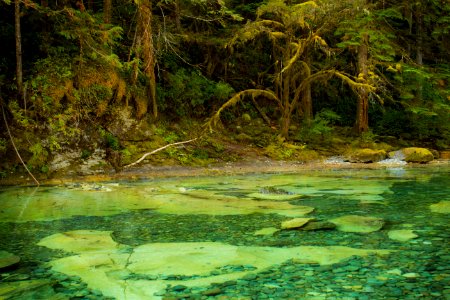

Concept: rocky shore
[[1, 150, 449, 187]]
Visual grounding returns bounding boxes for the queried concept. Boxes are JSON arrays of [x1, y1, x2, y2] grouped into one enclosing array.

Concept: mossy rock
[[348, 148, 387, 163], [236, 133, 253, 142], [389, 147, 434, 163], [241, 113, 251, 123]]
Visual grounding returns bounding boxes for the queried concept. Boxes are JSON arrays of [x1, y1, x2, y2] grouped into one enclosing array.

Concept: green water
[[0, 167, 449, 299]]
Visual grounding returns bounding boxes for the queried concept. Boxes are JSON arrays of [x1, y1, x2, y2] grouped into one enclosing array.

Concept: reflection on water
[[0, 167, 449, 299]]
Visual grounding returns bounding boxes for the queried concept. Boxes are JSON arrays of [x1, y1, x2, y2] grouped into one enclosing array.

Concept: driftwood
[[1, 105, 40, 186], [123, 138, 197, 169]]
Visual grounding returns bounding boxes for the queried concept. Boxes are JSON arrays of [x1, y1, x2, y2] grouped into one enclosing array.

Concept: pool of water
[[0, 167, 449, 299]]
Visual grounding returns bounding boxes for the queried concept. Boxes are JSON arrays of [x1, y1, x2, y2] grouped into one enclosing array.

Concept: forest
[[0, 0, 449, 178]]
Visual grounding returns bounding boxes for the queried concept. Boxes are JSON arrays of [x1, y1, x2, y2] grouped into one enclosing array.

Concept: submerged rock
[[388, 147, 434, 163], [281, 218, 313, 229], [300, 221, 336, 231], [429, 200, 450, 214], [0, 186, 314, 222], [388, 230, 418, 242], [38, 230, 393, 300], [0, 251, 20, 269], [0, 279, 55, 299], [254, 227, 279, 236], [247, 192, 302, 201], [37, 230, 123, 253], [259, 186, 291, 195], [330, 215, 384, 233]]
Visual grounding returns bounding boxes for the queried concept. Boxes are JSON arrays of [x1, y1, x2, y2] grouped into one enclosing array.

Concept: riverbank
[[1, 154, 449, 187]]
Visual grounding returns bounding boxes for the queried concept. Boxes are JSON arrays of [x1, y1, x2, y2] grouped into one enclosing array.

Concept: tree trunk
[[415, 9, 424, 102], [137, 0, 158, 119], [174, 0, 181, 32], [103, 0, 112, 24], [14, 0, 23, 99], [300, 86, 312, 123], [280, 107, 291, 139], [87, 0, 94, 11], [415, 12, 423, 66], [280, 58, 291, 138], [354, 33, 369, 134], [300, 52, 312, 123]]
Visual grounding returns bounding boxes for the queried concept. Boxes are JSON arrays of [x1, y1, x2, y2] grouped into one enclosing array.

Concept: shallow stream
[[0, 166, 449, 299]]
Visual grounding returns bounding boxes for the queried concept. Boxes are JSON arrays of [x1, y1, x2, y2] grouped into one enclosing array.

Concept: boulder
[[348, 148, 387, 163], [388, 147, 434, 163]]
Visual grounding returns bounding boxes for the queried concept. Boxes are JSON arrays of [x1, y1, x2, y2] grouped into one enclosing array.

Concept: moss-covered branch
[[290, 70, 376, 114], [205, 89, 281, 132]]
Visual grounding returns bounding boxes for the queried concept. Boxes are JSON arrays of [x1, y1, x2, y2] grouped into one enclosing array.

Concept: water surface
[[0, 167, 449, 299]]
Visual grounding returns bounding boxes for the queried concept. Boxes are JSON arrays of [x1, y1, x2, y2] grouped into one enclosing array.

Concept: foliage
[[99, 128, 120, 150], [159, 68, 234, 117], [264, 143, 295, 160], [0, 0, 449, 173], [81, 149, 92, 160], [335, 6, 397, 63], [0, 138, 7, 154], [54, 8, 124, 66], [28, 142, 49, 168], [297, 109, 340, 144]]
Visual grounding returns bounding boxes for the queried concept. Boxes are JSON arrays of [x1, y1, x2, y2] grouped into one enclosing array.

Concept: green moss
[[264, 143, 295, 160], [402, 147, 434, 163], [81, 149, 92, 160], [348, 148, 387, 163], [296, 149, 320, 162]]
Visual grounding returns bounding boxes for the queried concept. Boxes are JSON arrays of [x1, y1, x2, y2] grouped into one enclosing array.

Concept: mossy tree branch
[[290, 69, 376, 115], [205, 89, 281, 132]]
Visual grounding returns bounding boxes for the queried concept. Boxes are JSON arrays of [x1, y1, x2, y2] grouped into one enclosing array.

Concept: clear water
[[0, 167, 449, 299]]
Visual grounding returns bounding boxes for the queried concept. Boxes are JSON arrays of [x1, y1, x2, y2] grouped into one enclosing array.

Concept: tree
[[208, 0, 374, 139], [14, 0, 22, 97], [355, 33, 369, 133], [335, 1, 397, 134], [133, 0, 158, 119], [103, 0, 111, 24]]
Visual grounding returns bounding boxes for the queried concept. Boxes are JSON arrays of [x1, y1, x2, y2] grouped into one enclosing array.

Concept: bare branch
[[1, 105, 39, 186], [123, 138, 198, 169]]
